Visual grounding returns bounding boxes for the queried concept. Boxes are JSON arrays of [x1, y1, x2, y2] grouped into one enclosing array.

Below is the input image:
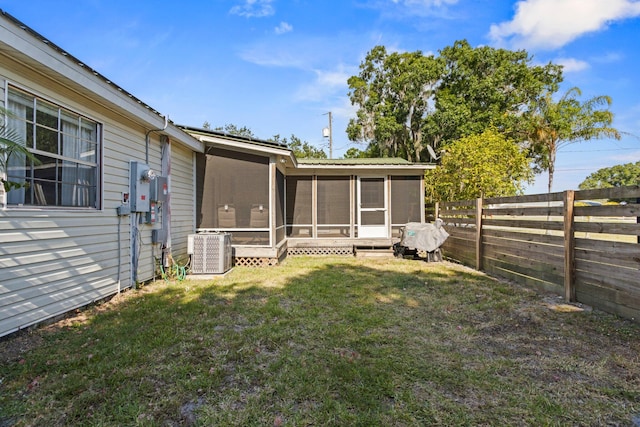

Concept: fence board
[[575, 259, 639, 286], [575, 248, 640, 270], [439, 186, 639, 323], [441, 217, 476, 225], [440, 208, 477, 216], [483, 206, 565, 216], [576, 278, 640, 309], [443, 239, 475, 253], [483, 237, 564, 265], [441, 200, 477, 208], [483, 229, 564, 246], [574, 203, 640, 217], [574, 185, 640, 201], [485, 192, 565, 205], [483, 247, 564, 280], [575, 238, 640, 254], [483, 218, 564, 231], [447, 227, 476, 240], [576, 283, 640, 320], [483, 258, 562, 294], [574, 221, 640, 236]]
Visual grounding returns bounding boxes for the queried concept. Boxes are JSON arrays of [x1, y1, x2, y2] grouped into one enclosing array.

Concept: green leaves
[[347, 40, 563, 163], [347, 45, 442, 162], [270, 134, 327, 159], [425, 129, 533, 201], [0, 106, 39, 193], [524, 87, 621, 192], [579, 161, 640, 190]]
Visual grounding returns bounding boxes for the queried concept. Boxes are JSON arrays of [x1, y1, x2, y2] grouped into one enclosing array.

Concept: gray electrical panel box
[[130, 161, 151, 212], [150, 175, 168, 203]]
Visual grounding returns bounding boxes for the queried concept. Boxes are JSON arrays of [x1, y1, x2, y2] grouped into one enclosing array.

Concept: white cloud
[[489, 0, 640, 50], [592, 52, 624, 64], [294, 66, 355, 102], [229, 0, 275, 18], [555, 57, 590, 73], [274, 22, 293, 35]]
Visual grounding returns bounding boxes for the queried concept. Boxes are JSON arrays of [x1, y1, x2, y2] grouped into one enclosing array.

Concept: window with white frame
[[5, 86, 101, 208]]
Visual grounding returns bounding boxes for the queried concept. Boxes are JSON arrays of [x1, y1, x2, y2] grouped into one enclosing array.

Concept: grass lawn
[[1, 256, 639, 426]]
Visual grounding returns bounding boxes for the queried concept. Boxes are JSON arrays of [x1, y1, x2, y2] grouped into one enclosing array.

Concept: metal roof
[[298, 157, 417, 166], [177, 125, 288, 150]]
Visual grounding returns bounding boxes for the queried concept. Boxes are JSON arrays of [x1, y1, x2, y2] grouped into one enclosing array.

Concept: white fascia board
[[164, 127, 204, 153], [198, 134, 295, 159]]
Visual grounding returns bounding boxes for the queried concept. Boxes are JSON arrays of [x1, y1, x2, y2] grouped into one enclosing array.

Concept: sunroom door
[[358, 177, 388, 238]]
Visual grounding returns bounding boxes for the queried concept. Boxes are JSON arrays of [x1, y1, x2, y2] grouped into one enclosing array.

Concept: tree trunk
[[547, 142, 557, 193]]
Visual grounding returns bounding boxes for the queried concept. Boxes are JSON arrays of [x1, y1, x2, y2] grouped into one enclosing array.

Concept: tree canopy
[[269, 134, 327, 159], [578, 161, 640, 190], [209, 123, 256, 139], [202, 123, 325, 159], [428, 40, 563, 146], [425, 129, 533, 202], [347, 40, 563, 162], [346, 45, 442, 162]]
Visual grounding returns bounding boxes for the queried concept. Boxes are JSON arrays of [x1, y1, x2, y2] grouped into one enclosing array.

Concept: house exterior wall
[[0, 20, 199, 337], [169, 143, 196, 260]]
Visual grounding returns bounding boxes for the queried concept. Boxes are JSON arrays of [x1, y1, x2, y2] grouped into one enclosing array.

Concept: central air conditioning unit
[[187, 233, 232, 274]]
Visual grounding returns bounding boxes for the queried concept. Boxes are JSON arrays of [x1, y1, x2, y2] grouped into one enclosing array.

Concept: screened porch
[[190, 127, 432, 264]]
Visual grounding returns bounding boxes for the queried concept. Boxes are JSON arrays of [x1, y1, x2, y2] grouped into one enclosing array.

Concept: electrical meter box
[[150, 175, 168, 203], [130, 161, 151, 212]]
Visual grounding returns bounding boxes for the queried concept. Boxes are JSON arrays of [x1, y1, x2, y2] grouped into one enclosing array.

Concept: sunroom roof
[[298, 157, 417, 166]]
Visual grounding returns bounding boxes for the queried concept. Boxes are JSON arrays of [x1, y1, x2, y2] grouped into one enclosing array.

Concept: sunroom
[[187, 127, 433, 265]]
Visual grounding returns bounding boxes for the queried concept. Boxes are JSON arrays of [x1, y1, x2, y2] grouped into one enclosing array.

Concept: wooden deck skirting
[[433, 185, 640, 322]]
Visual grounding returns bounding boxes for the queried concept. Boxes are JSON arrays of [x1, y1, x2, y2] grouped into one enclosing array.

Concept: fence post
[[475, 197, 483, 271], [435, 202, 440, 220], [564, 190, 576, 302]]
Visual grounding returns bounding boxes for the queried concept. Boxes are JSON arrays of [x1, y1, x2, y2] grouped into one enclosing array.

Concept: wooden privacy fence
[[430, 185, 640, 322]]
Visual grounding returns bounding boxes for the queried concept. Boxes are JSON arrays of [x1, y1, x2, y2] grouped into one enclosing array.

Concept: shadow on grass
[[1, 257, 638, 426]]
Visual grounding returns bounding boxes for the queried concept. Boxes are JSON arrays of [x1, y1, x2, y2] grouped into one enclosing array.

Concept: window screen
[[317, 176, 350, 237], [391, 176, 422, 236], [197, 149, 269, 245], [276, 169, 285, 243], [286, 176, 312, 237]]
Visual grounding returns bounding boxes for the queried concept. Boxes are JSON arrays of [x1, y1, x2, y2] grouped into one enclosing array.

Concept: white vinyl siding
[[0, 67, 198, 337], [170, 143, 196, 259]]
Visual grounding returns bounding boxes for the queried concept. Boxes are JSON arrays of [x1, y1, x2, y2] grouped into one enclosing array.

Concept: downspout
[[161, 135, 172, 267], [140, 115, 167, 282], [145, 115, 168, 164]]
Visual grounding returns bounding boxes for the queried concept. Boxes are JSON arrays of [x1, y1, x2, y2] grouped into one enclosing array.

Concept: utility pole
[[322, 111, 333, 159]]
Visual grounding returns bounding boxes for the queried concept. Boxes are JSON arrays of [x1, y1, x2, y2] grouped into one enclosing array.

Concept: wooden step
[[354, 248, 395, 258]]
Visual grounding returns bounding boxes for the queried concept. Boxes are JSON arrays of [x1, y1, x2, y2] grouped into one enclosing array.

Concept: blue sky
[[1, 0, 638, 194]]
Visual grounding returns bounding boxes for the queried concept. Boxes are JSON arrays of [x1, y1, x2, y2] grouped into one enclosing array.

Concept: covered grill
[[394, 219, 449, 261]]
